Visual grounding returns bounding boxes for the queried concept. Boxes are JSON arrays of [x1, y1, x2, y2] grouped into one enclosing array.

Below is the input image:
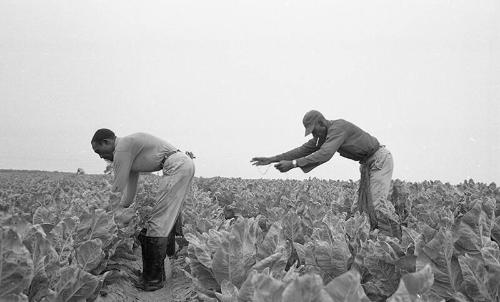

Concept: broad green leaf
[[237, 270, 256, 302], [388, 264, 434, 302], [0, 293, 29, 301], [345, 212, 370, 253], [33, 206, 55, 225], [75, 239, 105, 272], [294, 242, 307, 264], [257, 222, 285, 260], [212, 218, 261, 288], [214, 280, 239, 302], [282, 212, 304, 243], [320, 211, 346, 241], [458, 253, 500, 302], [282, 264, 301, 283], [416, 228, 462, 300], [376, 206, 402, 238], [0, 228, 34, 298], [206, 229, 229, 253], [300, 212, 351, 282], [401, 226, 421, 252], [186, 233, 214, 268], [23, 225, 59, 269], [75, 209, 116, 247], [185, 256, 220, 292], [22, 225, 59, 301], [324, 269, 370, 302], [454, 198, 495, 254], [491, 216, 500, 246], [281, 274, 332, 302], [107, 237, 135, 261], [302, 202, 328, 232], [48, 216, 78, 262], [230, 217, 263, 249], [354, 238, 401, 299], [481, 239, 500, 266], [305, 239, 350, 282], [252, 252, 284, 273], [54, 266, 101, 302], [197, 292, 219, 302], [252, 272, 285, 302], [0, 215, 30, 239]]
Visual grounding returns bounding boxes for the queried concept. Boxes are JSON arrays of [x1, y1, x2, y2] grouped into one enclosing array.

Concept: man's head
[[91, 128, 116, 161], [303, 110, 328, 138]]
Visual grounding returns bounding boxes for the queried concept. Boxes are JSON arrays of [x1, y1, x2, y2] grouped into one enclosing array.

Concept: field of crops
[[1, 170, 499, 302]]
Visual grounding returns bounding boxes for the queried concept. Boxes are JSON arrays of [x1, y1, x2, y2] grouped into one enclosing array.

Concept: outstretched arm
[[251, 138, 319, 166], [111, 151, 132, 193], [296, 128, 346, 168], [273, 138, 319, 161], [112, 154, 138, 226], [120, 171, 139, 207]]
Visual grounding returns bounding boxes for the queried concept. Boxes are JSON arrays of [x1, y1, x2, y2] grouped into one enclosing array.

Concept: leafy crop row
[[1, 171, 499, 301], [0, 172, 137, 301]]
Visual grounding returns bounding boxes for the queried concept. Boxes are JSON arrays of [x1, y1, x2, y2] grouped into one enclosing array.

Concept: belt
[[160, 150, 181, 166], [360, 145, 384, 164]]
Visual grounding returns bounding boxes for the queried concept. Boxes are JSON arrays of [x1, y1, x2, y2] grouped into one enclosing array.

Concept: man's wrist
[[292, 159, 298, 168]]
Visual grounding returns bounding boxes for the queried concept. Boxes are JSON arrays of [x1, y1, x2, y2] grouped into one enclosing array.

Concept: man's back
[[330, 119, 380, 162], [111, 132, 178, 193], [114, 132, 177, 173]]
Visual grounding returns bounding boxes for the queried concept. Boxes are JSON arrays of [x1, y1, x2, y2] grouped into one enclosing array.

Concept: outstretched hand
[[274, 160, 294, 173], [250, 157, 274, 166], [114, 206, 136, 226]]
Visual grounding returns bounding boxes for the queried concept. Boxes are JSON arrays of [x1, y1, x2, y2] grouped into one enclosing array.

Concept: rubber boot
[[134, 229, 150, 286], [137, 230, 169, 291], [137, 228, 148, 277], [167, 214, 184, 259], [166, 230, 176, 257]]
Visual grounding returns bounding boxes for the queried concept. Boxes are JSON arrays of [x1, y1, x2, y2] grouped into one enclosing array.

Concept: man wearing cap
[[91, 129, 195, 291], [251, 110, 399, 236]]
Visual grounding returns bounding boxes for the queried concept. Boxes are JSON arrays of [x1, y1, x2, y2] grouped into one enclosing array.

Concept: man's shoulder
[[331, 118, 353, 124], [127, 132, 151, 138], [121, 132, 156, 142], [116, 133, 148, 150], [328, 119, 351, 130], [121, 132, 168, 147], [330, 119, 371, 138]]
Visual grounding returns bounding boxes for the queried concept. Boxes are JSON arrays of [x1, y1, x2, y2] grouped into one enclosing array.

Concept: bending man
[[91, 129, 195, 291], [251, 110, 398, 236]]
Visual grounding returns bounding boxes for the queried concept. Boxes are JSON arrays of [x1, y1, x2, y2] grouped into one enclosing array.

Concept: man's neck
[[113, 137, 120, 150]]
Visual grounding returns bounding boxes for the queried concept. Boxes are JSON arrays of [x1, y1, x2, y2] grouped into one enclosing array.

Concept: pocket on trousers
[[370, 153, 387, 171], [163, 160, 183, 177]]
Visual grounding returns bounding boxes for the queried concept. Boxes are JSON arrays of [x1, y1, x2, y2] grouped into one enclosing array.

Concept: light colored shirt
[[275, 119, 380, 173], [112, 133, 177, 205]]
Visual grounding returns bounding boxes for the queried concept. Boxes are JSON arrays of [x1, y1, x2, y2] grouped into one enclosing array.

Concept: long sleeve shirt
[[111, 133, 178, 205], [274, 119, 380, 173]]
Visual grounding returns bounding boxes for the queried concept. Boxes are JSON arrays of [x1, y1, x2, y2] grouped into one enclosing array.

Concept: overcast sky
[[1, 0, 499, 184]]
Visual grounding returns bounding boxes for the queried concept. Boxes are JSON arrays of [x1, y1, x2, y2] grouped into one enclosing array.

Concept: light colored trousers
[[146, 152, 195, 237], [367, 147, 395, 213], [360, 146, 395, 217]]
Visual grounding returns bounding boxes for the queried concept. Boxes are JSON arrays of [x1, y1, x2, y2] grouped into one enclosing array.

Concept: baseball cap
[[303, 110, 324, 136]]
